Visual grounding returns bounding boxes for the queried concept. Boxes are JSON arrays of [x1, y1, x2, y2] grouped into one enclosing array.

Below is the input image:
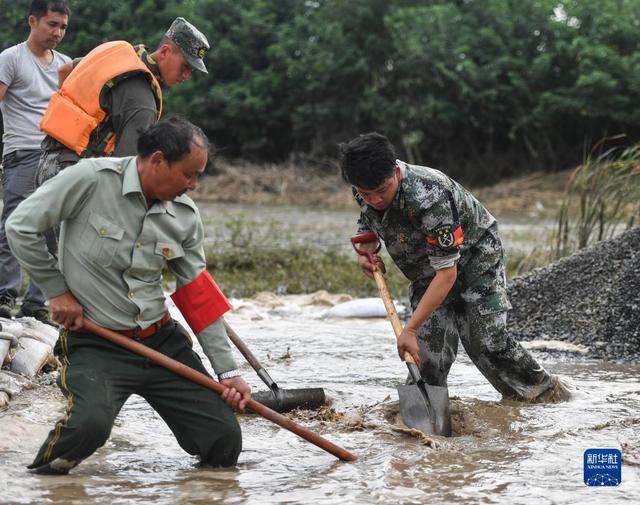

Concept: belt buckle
[[131, 327, 142, 340]]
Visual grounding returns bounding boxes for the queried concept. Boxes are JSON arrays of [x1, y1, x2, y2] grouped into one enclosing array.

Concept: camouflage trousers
[[411, 294, 556, 402]]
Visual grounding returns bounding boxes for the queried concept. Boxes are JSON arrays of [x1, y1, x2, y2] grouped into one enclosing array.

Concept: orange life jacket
[[40, 41, 163, 157]]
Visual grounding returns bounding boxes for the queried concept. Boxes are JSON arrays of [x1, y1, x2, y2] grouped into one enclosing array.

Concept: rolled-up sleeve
[[418, 186, 464, 271]]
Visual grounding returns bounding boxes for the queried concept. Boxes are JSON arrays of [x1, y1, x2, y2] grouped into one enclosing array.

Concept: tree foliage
[[2, 0, 640, 182]]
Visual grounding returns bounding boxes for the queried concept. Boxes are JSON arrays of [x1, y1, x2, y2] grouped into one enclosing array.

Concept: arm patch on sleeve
[[426, 225, 464, 252], [170, 270, 232, 334]]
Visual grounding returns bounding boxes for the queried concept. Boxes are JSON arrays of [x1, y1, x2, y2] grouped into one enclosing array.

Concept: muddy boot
[[530, 375, 571, 403], [28, 461, 72, 475]]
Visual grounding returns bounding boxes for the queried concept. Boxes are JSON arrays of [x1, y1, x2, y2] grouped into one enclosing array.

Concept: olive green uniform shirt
[[6, 156, 237, 374]]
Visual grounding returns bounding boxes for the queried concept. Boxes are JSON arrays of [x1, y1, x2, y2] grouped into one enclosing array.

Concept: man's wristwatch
[[218, 369, 242, 381]]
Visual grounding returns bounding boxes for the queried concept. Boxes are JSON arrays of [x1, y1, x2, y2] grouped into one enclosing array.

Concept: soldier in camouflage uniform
[[341, 132, 569, 402]]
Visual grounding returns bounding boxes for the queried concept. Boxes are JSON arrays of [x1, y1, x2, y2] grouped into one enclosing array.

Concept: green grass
[[169, 210, 554, 298], [205, 245, 409, 298], [555, 141, 640, 258], [202, 243, 553, 298]]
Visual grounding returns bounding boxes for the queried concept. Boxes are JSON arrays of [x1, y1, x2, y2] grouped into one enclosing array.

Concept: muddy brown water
[[1, 298, 638, 505]]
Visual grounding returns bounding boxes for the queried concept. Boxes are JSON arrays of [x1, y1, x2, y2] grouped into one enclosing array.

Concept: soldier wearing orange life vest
[[36, 17, 209, 186]]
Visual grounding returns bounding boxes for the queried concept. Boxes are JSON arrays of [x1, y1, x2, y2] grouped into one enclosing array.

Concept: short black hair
[[340, 132, 397, 189], [137, 116, 212, 163], [29, 0, 70, 19], [157, 35, 178, 52]]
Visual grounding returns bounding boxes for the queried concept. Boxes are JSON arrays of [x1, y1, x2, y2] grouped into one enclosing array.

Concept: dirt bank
[[508, 226, 640, 361], [195, 160, 570, 217]]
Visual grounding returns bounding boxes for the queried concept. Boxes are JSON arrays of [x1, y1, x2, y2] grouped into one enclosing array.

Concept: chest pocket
[[82, 212, 124, 267], [135, 241, 185, 282], [154, 242, 185, 262]]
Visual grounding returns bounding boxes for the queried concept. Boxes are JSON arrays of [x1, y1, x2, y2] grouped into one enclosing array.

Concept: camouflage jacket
[[355, 161, 511, 311]]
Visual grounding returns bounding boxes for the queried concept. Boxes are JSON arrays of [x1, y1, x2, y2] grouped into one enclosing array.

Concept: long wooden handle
[[223, 321, 262, 371], [83, 320, 357, 462], [372, 269, 418, 366], [372, 269, 402, 337], [223, 321, 279, 392]]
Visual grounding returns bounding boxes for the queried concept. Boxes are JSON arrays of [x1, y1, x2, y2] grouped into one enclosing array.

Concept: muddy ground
[[195, 161, 571, 218]]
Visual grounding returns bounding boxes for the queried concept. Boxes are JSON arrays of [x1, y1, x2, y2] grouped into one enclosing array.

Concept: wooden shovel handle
[[223, 321, 262, 371], [372, 269, 403, 337], [372, 269, 418, 367], [82, 320, 357, 462]]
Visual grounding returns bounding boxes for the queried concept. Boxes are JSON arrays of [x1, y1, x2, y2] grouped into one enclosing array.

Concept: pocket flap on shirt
[[155, 242, 185, 260], [88, 211, 124, 240], [476, 292, 512, 315]]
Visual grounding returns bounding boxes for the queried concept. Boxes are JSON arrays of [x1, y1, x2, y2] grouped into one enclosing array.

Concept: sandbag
[[0, 332, 14, 365], [10, 336, 54, 378], [323, 298, 407, 319], [19, 317, 59, 347], [0, 318, 23, 339]]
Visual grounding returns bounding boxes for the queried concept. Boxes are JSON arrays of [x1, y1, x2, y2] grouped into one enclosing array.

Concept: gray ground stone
[[508, 226, 640, 361]]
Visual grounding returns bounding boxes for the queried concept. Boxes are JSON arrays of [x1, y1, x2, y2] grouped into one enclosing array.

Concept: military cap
[[164, 17, 210, 73]]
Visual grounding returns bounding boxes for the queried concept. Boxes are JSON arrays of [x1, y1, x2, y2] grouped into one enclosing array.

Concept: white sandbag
[[10, 336, 53, 378], [0, 318, 24, 339], [0, 391, 9, 408], [323, 298, 407, 319], [0, 370, 31, 407], [18, 317, 59, 347], [0, 370, 30, 396], [0, 332, 14, 365]]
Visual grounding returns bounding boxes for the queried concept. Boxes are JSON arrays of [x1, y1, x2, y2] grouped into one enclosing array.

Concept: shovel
[[351, 232, 452, 437], [223, 322, 326, 413]]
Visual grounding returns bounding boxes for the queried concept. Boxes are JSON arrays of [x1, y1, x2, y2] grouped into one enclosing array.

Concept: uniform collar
[[134, 44, 161, 81], [390, 160, 408, 211], [148, 200, 176, 216], [122, 157, 143, 196]]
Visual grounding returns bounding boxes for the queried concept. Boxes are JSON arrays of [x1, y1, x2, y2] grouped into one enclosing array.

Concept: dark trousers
[[29, 320, 242, 474], [0, 150, 51, 305]]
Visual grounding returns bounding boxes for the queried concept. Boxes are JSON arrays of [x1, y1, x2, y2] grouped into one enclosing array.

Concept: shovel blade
[[397, 384, 438, 435], [251, 387, 326, 413], [397, 383, 452, 437], [424, 385, 452, 437]]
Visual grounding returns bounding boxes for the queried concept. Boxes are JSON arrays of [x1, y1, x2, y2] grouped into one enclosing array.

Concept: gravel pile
[[507, 226, 640, 361]]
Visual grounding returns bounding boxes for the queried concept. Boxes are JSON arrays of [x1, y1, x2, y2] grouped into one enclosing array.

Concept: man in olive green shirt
[[6, 117, 250, 474]]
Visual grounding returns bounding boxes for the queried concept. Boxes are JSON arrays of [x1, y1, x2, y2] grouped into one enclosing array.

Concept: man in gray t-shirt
[[0, 0, 71, 323]]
